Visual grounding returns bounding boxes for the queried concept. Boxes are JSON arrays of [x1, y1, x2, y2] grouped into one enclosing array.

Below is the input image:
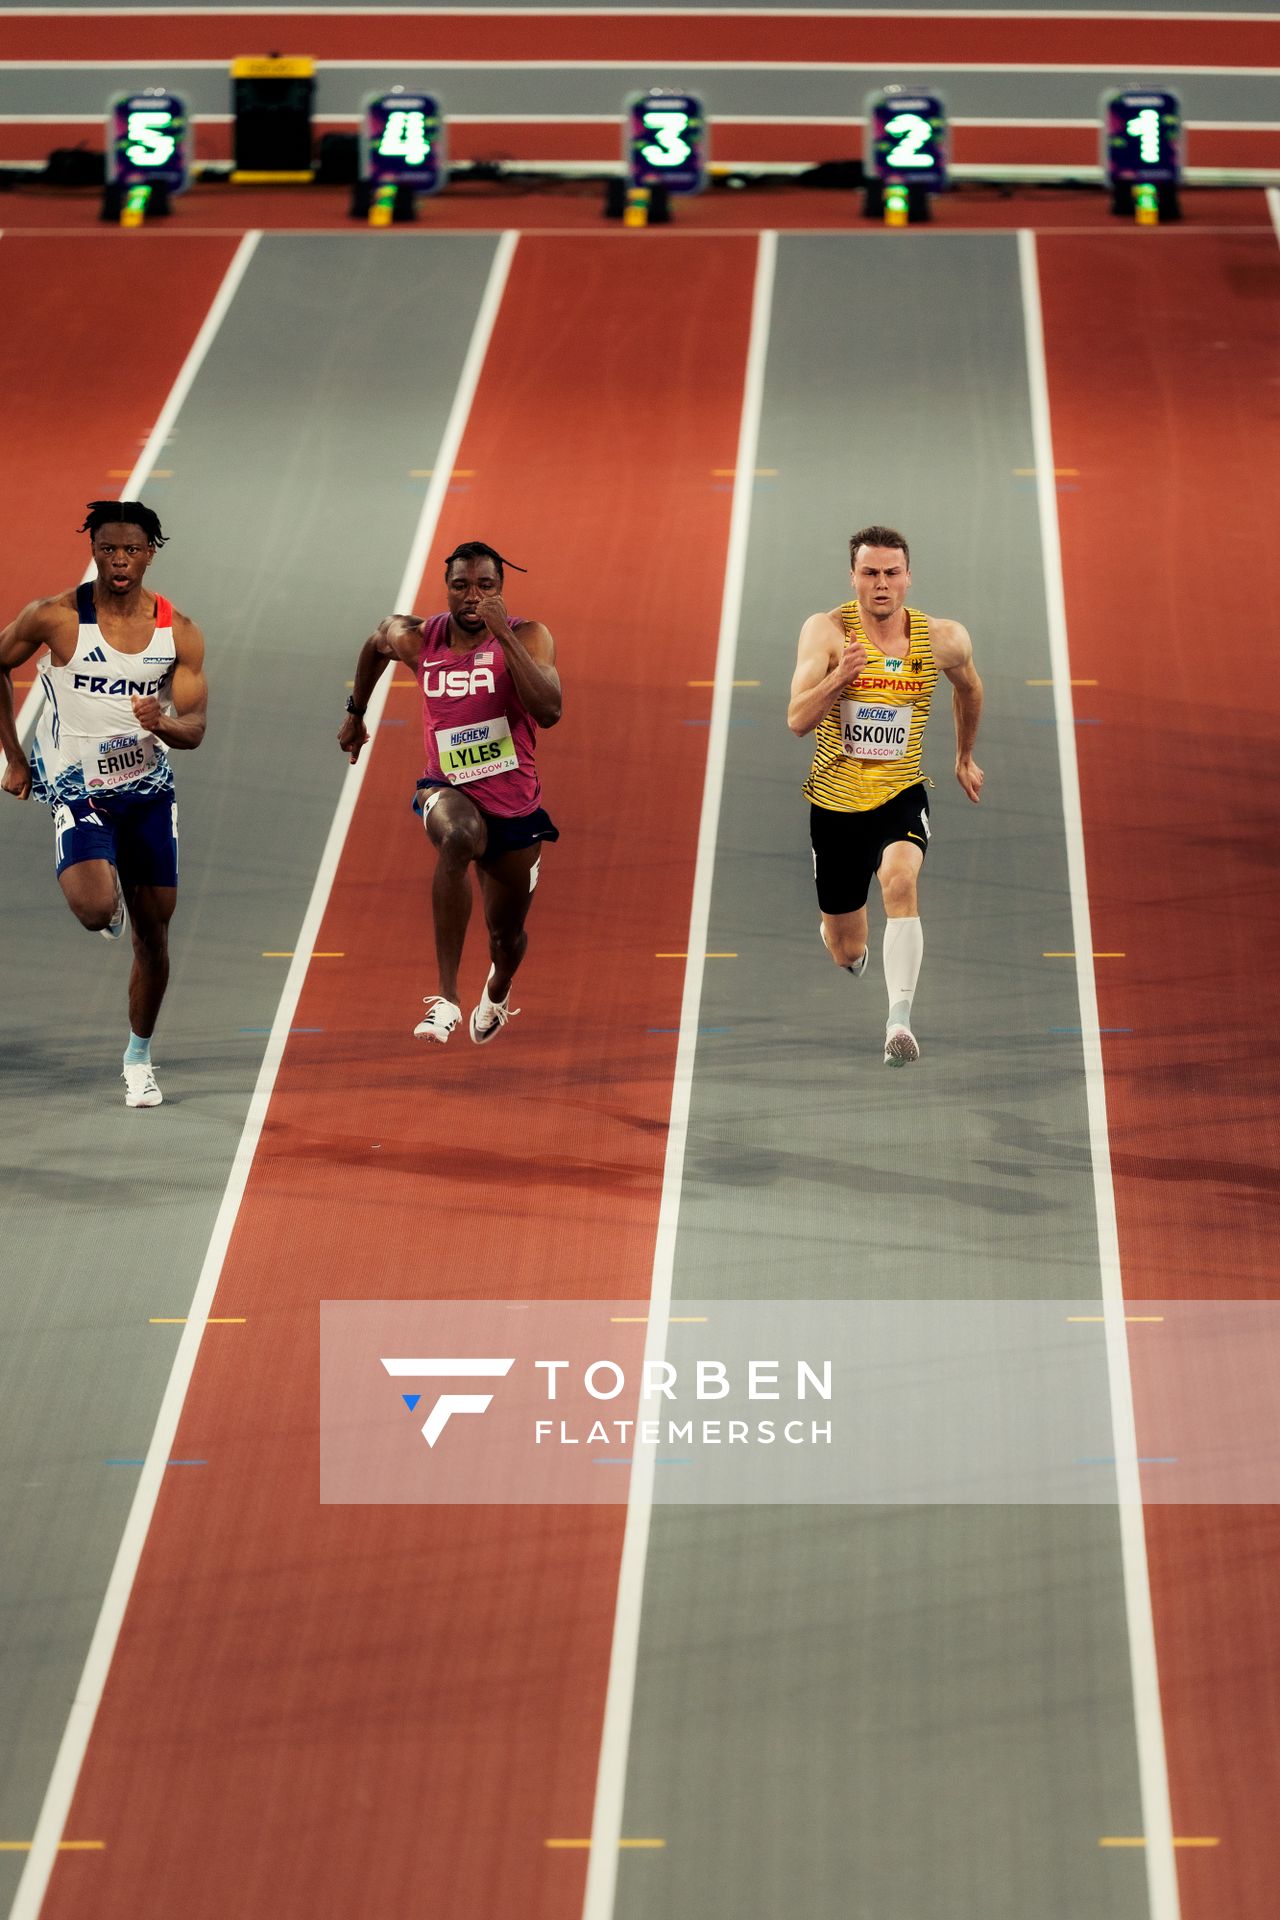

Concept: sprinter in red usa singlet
[[339, 541, 561, 1046], [0, 501, 209, 1108]]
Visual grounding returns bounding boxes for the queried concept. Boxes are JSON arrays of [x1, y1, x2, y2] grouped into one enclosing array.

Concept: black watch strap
[[346, 695, 366, 716]]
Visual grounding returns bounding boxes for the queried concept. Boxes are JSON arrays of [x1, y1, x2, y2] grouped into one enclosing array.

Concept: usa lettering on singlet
[[803, 602, 939, 814], [30, 582, 177, 806], [415, 611, 543, 817]]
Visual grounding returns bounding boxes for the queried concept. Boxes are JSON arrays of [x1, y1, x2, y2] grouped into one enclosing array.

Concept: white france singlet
[[31, 581, 177, 805]]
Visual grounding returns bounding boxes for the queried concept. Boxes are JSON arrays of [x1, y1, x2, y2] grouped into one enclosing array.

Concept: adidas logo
[[83, 645, 107, 664]]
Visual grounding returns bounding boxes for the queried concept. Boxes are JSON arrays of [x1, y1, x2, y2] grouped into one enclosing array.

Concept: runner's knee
[[435, 815, 485, 863], [880, 870, 917, 915], [828, 931, 865, 968]]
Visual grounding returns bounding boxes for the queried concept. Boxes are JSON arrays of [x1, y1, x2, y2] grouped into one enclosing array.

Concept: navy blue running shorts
[[52, 787, 179, 888]]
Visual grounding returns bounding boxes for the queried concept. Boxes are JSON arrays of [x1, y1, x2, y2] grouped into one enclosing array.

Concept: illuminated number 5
[[382, 109, 430, 167], [640, 110, 692, 169], [883, 112, 933, 169], [1125, 107, 1162, 165], [125, 110, 177, 168]]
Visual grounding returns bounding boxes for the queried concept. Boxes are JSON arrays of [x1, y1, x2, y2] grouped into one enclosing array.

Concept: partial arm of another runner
[[475, 593, 561, 728], [338, 614, 423, 764], [787, 609, 868, 736], [132, 612, 207, 750], [932, 618, 984, 804], [0, 598, 66, 799]]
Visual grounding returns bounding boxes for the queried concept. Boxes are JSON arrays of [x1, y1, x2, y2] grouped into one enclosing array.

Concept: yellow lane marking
[[1043, 952, 1126, 959], [1025, 678, 1097, 686], [1099, 1837, 1219, 1849], [150, 1317, 246, 1325], [1067, 1316, 1164, 1324], [711, 467, 776, 477], [545, 1839, 666, 1850], [0, 1841, 105, 1852], [655, 952, 737, 959], [686, 678, 760, 687], [108, 468, 172, 479], [262, 951, 345, 958]]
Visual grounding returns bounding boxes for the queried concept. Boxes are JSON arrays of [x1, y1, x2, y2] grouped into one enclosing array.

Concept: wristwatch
[[345, 695, 366, 716]]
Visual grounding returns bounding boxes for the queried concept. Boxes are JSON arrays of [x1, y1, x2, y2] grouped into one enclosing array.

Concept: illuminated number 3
[[640, 110, 693, 169], [1125, 107, 1162, 165], [125, 110, 177, 168], [883, 112, 934, 169], [381, 109, 431, 166]]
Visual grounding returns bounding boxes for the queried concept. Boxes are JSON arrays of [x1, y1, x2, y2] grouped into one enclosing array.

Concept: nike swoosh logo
[[906, 833, 924, 843]]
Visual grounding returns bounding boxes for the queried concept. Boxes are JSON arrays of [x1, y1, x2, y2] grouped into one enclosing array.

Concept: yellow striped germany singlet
[[803, 602, 938, 813]]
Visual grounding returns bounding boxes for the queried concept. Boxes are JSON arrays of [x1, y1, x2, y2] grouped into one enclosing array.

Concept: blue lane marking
[[593, 1457, 693, 1466], [238, 1027, 325, 1034], [106, 1458, 208, 1467], [1075, 1456, 1178, 1466]]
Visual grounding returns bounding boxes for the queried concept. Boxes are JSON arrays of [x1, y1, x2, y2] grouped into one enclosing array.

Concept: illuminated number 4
[[381, 109, 431, 167], [640, 110, 693, 169], [883, 112, 933, 169], [125, 110, 177, 169], [1125, 107, 1162, 165]]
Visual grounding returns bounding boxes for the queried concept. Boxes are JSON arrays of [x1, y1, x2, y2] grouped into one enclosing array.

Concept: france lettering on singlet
[[30, 582, 178, 806]]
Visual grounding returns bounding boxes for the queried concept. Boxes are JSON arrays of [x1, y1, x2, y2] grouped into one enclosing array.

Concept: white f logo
[[381, 1357, 515, 1447]]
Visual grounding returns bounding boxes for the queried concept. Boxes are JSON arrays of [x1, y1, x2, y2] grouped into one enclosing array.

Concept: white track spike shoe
[[470, 968, 520, 1046], [413, 996, 462, 1043], [122, 1062, 163, 1107], [883, 1024, 921, 1069]]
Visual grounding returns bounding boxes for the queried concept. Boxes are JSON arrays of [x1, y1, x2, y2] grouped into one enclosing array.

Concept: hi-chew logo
[[381, 1356, 514, 1446]]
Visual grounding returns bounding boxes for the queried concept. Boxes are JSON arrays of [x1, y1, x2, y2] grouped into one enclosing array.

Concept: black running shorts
[[809, 782, 930, 915]]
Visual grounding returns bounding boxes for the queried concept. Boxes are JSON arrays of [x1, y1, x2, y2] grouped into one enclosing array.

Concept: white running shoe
[[101, 871, 127, 940], [413, 996, 462, 1043], [883, 1024, 921, 1068], [122, 1062, 163, 1107], [819, 918, 868, 977], [469, 968, 520, 1046]]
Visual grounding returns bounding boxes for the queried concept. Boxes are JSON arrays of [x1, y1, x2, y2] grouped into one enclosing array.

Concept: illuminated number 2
[[125, 110, 177, 168], [1125, 107, 1162, 165], [640, 110, 693, 169], [883, 112, 934, 168], [381, 109, 431, 167]]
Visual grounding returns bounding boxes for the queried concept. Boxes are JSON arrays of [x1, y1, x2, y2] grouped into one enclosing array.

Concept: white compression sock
[[883, 916, 924, 1030]]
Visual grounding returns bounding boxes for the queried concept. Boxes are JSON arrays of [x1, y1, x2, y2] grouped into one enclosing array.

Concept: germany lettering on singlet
[[804, 602, 938, 814]]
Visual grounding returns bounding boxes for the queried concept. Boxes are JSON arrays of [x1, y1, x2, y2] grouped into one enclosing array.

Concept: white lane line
[[1267, 184, 1280, 235], [1017, 228, 1180, 1920], [8, 229, 519, 1920], [579, 228, 776, 1920], [0, 228, 260, 768]]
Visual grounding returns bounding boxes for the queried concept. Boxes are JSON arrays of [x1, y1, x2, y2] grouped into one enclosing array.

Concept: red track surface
[[0, 234, 239, 617], [4, 8, 1275, 66], [42, 233, 760, 1919], [1040, 229, 1280, 1915]]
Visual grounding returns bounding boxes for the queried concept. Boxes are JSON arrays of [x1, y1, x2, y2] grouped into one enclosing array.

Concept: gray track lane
[[613, 236, 1149, 1920], [0, 231, 497, 1900], [2, 68, 1273, 126]]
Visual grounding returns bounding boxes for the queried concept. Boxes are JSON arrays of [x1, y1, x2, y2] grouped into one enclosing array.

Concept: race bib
[[435, 715, 518, 786], [80, 731, 156, 792], [840, 700, 913, 762]]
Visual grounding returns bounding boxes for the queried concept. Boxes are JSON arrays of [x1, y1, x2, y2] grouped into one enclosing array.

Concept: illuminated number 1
[[125, 110, 177, 168], [883, 112, 934, 169], [381, 109, 431, 167], [640, 110, 693, 169], [1125, 107, 1162, 165]]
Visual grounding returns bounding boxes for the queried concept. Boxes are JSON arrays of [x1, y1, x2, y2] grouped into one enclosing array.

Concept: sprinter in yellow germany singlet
[[787, 525, 984, 1067]]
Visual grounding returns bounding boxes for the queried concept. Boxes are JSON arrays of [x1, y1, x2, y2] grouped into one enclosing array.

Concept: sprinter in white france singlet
[[0, 501, 209, 1107], [339, 540, 561, 1048]]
